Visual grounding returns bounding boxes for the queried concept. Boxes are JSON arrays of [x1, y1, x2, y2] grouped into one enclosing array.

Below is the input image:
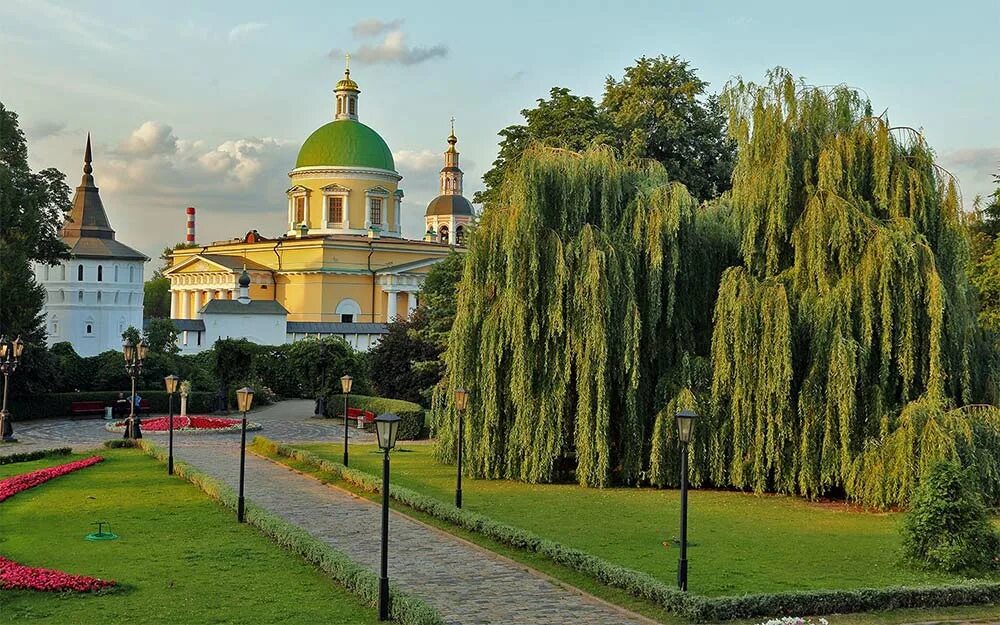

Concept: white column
[[406, 291, 417, 318], [386, 290, 398, 321], [170, 290, 179, 318], [191, 290, 202, 318], [449, 216, 457, 244]]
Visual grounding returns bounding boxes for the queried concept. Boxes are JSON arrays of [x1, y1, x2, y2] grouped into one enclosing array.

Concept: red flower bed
[[105, 415, 261, 434], [0, 556, 116, 592], [0, 456, 104, 503]]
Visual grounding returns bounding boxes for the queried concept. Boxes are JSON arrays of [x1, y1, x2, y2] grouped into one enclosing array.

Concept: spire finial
[[345, 52, 351, 75], [450, 117, 455, 135], [83, 133, 93, 175]]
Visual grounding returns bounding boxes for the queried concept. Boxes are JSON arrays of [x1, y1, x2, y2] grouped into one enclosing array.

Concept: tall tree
[[0, 102, 70, 341], [476, 56, 734, 206]]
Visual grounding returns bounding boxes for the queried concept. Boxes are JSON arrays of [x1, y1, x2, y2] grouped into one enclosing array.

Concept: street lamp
[[453, 388, 469, 508], [164, 375, 180, 475], [341, 374, 353, 466], [122, 339, 148, 440], [674, 408, 697, 592], [0, 336, 25, 443], [374, 412, 401, 621], [236, 386, 255, 523]]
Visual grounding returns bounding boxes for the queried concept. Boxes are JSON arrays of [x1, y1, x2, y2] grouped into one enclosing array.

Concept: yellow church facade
[[162, 65, 469, 351]]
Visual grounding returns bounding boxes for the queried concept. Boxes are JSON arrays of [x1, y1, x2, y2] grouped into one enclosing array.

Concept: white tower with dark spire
[[424, 120, 474, 245], [35, 135, 149, 356]]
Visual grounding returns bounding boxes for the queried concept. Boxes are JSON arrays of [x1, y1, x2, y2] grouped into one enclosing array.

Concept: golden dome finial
[[345, 52, 350, 74]]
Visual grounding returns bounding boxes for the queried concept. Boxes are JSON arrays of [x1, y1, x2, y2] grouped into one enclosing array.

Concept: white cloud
[[228, 22, 266, 42], [351, 19, 404, 39], [119, 121, 178, 157], [27, 120, 67, 140], [331, 29, 447, 66], [393, 149, 441, 174], [939, 147, 1000, 208]]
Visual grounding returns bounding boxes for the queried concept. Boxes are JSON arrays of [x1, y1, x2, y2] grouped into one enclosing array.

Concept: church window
[[370, 198, 382, 225], [78, 264, 84, 281], [78, 290, 84, 302], [84, 319, 95, 336], [337, 97, 343, 116], [456, 225, 466, 246], [439, 225, 449, 242], [97, 291, 102, 302], [295, 196, 306, 223], [114, 265, 119, 281], [349, 97, 356, 116], [341, 314, 353, 323], [58, 289, 65, 302], [97, 265, 103, 281], [51, 316, 59, 336], [329, 196, 344, 224]]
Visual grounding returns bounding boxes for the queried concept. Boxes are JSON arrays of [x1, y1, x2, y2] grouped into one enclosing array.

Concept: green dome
[[296, 120, 395, 171]]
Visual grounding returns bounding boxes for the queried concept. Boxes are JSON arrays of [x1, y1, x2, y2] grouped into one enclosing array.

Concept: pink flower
[[0, 557, 116, 592], [0, 456, 104, 503]]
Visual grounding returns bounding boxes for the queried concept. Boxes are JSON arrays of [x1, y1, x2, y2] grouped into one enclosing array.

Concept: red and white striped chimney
[[185, 206, 196, 243]]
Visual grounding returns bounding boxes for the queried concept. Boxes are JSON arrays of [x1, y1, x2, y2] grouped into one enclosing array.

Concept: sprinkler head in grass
[[85, 521, 118, 541]]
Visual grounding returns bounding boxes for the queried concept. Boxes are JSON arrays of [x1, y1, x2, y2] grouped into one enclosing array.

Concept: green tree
[[603, 55, 734, 201], [369, 314, 440, 405], [476, 56, 734, 206], [902, 461, 1000, 572], [0, 102, 70, 342], [144, 275, 171, 319], [144, 317, 180, 354], [287, 336, 367, 400]]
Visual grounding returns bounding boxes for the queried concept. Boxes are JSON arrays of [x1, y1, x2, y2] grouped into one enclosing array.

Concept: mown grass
[[0, 449, 379, 625], [293, 442, 1000, 599]]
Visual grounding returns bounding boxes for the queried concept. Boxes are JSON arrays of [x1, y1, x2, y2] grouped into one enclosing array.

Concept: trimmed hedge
[[8, 391, 217, 421], [255, 437, 1000, 622], [0, 447, 72, 465], [136, 440, 443, 625], [324, 394, 425, 440]]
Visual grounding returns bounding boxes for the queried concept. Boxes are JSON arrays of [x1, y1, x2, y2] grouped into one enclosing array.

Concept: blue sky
[[2, 0, 998, 261]]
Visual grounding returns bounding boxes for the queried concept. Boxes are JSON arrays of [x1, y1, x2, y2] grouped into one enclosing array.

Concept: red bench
[[344, 407, 376, 428], [70, 401, 106, 416]]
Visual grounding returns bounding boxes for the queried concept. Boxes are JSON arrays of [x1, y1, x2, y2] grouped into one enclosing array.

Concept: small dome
[[296, 120, 395, 171], [425, 194, 474, 217], [336, 73, 359, 92], [238, 270, 251, 288]]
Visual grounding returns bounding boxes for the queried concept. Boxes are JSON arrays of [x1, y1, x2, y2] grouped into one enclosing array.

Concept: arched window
[[84, 318, 95, 336], [97, 265, 103, 281], [50, 315, 59, 336], [349, 97, 356, 116], [335, 298, 362, 323], [97, 291, 102, 302], [456, 225, 466, 246], [58, 289, 65, 302], [337, 97, 343, 116], [77, 290, 84, 302], [114, 265, 119, 281], [77, 264, 84, 281], [438, 225, 449, 243]]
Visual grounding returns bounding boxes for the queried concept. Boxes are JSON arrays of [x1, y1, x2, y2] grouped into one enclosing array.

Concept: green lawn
[[0, 449, 379, 625], [296, 442, 1000, 598]]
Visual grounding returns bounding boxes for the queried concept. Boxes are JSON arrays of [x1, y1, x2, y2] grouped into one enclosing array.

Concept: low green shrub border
[[0, 447, 73, 465], [324, 394, 425, 440], [255, 437, 1000, 622], [9, 391, 218, 421], [136, 440, 443, 625]]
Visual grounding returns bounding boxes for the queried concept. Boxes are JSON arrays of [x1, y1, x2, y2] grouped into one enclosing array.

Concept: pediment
[[286, 184, 310, 195], [365, 185, 391, 196], [321, 183, 351, 193]]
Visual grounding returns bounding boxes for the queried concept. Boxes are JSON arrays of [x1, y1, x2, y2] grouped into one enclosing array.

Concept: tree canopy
[[475, 56, 733, 207]]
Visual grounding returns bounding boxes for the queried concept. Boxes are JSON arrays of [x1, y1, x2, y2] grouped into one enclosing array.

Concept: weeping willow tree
[[708, 68, 999, 506], [435, 146, 733, 486]]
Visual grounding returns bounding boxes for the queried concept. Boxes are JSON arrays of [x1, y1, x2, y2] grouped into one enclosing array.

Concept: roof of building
[[287, 321, 389, 334], [161, 318, 206, 332], [60, 135, 149, 261], [296, 119, 395, 171], [200, 299, 288, 315], [425, 194, 474, 217]]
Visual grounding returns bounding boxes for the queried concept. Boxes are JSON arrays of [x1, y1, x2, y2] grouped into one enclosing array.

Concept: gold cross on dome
[[345, 53, 350, 71], [450, 117, 455, 133]]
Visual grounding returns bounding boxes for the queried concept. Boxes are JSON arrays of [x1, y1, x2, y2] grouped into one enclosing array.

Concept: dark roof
[[64, 235, 147, 261], [60, 135, 149, 261], [425, 194, 474, 217], [287, 322, 389, 334], [160, 318, 206, 332], [201, 299, 288, 315]]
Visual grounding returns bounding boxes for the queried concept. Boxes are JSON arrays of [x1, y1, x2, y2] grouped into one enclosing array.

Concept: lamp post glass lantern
[[164, 375, 179, 475], [0, 335, 25, 443], [374, 412, 400, 621], [122, 339, 147, 440], [236, 387, 254, 522], [674, 408, 697, 591], [341, 374, 353, 466], [453, 388, 469, 508]]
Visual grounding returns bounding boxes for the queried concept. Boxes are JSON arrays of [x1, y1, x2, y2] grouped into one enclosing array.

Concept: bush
[[136, 440, 443, 625], [255, 438, 1000, 622], [8, 391, 217, 421], [902, 461, 1000, 572], [322, 394, 426, 440], [0, 447, 72, 465]]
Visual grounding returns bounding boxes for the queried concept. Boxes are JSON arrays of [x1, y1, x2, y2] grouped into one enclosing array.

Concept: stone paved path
[[3, 401, 650, 625]]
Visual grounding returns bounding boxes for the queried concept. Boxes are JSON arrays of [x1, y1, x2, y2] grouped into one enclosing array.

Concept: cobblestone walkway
[[171, 439, 651, 625]]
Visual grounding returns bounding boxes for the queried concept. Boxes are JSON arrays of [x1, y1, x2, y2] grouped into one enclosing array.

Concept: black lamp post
[[122, 339, 148, 440], [164, 375, 179, 475], [0, 336, 25, 443], [236, 386, 255, 523], [341, 374, 353, 466], [674, 408, 697, 592], [453, 388, 469, 508], [374, 412, 401, 621]]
